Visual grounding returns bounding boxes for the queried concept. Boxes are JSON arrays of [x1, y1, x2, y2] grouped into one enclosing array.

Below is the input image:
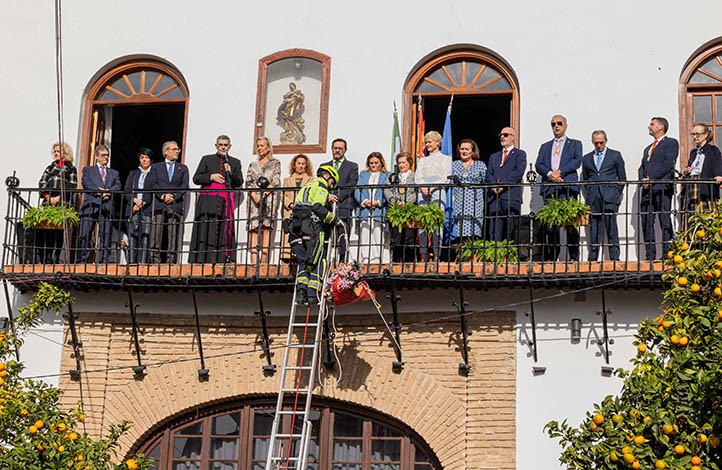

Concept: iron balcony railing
[[2, 177, 711, 290]]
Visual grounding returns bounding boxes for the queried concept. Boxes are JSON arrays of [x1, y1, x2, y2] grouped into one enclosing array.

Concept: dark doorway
[[107, 103, 185, 187], [422, 94, 511, 164]]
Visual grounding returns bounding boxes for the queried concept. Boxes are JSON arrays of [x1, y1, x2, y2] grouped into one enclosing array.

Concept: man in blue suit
[[147, 140, 189, 263], [581, 130, 626, 261], [535, 115, 583, 261], [322, 138, 358, 262], [638, 116, 678, 260], [486, 127, 527, 241], [77, 144, 121, 263]]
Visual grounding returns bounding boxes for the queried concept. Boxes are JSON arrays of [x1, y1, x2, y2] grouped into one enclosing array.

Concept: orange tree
[[546, 208, 722, 470], [0, 282, 150, 469]]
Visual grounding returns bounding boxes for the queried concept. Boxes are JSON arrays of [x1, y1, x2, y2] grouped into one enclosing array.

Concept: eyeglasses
[[499, 133, 513, 138], [98, 153, 109, 157], [168, 148, 180, 151], [551, 121, 564, 127], [690, 132, 706, 136]]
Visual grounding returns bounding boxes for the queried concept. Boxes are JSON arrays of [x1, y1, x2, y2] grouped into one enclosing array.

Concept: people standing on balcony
[[535, 115, 583, 261], [289, 165, 339, 306], [354, 152, 389, 264], [486, 127, 527, 242], [581, 130, 626, 261], [416, 131, 452, 262], [681, 123, 722, 223], [37, 142, 78, 263], [639, 116, 678, 261], [147, 141, 189, 264], [322, 138, 358, 262], [246, 136, 281, 265], [123, 148, 155, 263], [451, 139, 486, 241], [189, 135, 244, 264], [281, 154, 314, 263], [77, 144, 121, 263], [384, 152, 418, 263]]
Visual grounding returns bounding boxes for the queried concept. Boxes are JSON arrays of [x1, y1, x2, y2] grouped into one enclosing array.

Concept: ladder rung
[[291, 322, 318, 328], [285, 366, 313, 370], [280, 388, 309, 393], [288, 344, 315, 348], [274, 433, 304, 439], [277, 410, 306, 415], [270, 456, 300, 461]]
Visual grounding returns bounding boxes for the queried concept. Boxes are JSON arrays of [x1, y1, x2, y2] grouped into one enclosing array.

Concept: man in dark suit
[[147, 140, 189, 263], [322, 138, 358, 262], [535, 115, 583, 261], [123, 148, 155, 263], [486, 127, 527, 241], [638, 116, 678, 260], [77, 144, 121, 263], [581, 130, 626, 261]]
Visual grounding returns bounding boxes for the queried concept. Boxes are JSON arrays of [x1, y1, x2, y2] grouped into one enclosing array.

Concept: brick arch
[[108, 350, 466, 468]]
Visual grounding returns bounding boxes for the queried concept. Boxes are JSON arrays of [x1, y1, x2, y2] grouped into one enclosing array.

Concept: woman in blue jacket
[[354, 152, 389, 264]]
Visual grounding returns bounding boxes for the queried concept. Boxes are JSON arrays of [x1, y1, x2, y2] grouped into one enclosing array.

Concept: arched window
[[680, 39, 722, 166], [403, 45, 520, 162], [78, 56, 189, 185], [134, 397, 440, 469]]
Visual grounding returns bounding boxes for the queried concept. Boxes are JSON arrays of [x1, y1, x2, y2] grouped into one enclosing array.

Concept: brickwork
[[58, 306, 516, 469]]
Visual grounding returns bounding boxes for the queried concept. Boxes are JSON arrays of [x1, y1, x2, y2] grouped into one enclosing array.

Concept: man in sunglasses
[[535, 115, 583, 261], [486, 127, 527, 241]]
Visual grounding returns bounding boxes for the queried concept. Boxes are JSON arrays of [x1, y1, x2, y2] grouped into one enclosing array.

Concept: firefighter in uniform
[[289, 165, 339, 305]]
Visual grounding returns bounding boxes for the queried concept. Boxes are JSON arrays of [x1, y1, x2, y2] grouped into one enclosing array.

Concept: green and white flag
[[391, 101, 401, 157]]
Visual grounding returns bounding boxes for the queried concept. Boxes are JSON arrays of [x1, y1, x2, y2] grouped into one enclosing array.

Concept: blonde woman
[[280, 154, 314, 262], [247, 136, 281, 264]]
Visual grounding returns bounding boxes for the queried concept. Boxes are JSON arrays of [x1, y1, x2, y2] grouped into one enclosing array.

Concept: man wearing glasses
[[535, 115, 583, 261], [638, 117, 678, 260], [147, 140, 189, 264], [322, 138, 358, 262], [189, 135, 244, 263], [77, 144, 121, 263], [486, 127, 527, 242]]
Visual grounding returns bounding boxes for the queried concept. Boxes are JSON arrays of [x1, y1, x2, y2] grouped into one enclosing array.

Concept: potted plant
[[535, 198, 591, 228], [324, 261, 374, 306], [21, 204, 80, 230], [386, 202, 445, 232], [459, 239, 520, 263]]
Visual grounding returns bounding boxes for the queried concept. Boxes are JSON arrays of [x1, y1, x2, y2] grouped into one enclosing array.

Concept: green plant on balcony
[[535, 198, 591, 228], [386, 202, 445, 232], [21, 204, 79, 230], [459, 239, 519, 263]]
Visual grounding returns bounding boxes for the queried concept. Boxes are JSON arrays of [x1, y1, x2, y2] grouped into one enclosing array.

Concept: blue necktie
[[595, 152, 603, 171], [167, 162, 174, 182]]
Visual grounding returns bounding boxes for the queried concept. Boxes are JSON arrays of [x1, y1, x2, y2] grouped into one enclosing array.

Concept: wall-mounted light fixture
[[570, 318, 582, 343]]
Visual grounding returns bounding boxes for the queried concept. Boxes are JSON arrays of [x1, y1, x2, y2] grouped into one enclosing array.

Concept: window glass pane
[[333, 465, 361, 470], [690, 70, 720, 84], [254, 409, 274, 435], [414, 443, 431, 463], [108, 75, 131, 95], [334, 439, 363, 461], [477, 67, 501, 88], [145, 71, 161, 92], [252, 437, 269, 459], [695, 95, 713, 122], [210, 438, 238, 459], [127, 71, 142, 94], [701, 56, 722, 79], [209, 463, 237, 470], [372, 439, 401, 461], [716, 95, 722, 121], [416, 80, 445, 93], [717, 126, 722, 145], [415, 465, 432, 470], [173, 462, 200, 470], [426, 67, 452, 88], [148, 460, 159, 470], [334, 413, 362, 436], [148, 442, 161, 459], [98, 88, 126, 101], [371, 465, 400, 470], [485, 76, 512, 91], [444, 63, 462, 86], [213, 413, 240, 435], [176, 422, 203, 435], [173, 437, 202, 459], [372, 423, 400, 437], [465, 62, 482, 85]]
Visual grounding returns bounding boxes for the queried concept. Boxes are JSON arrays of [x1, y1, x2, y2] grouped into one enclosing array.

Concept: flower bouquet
[[324, 261, 374, 306]]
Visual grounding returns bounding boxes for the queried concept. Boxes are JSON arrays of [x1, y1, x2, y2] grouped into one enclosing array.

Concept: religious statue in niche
[[277, 82, 306, 144]]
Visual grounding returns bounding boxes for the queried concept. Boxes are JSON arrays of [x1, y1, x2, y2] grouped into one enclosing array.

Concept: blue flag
[[440, 104, 453, 156]]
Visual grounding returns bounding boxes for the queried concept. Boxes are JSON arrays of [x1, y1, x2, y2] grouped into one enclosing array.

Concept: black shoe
[[295, 291, 308, 306], [307, 295, 318, 306]]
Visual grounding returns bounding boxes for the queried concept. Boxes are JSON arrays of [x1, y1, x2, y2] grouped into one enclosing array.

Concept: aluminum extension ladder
[[265, 263, 333, 469]]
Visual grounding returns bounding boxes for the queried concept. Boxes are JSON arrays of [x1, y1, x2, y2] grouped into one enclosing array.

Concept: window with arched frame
[[403, 46, 520, 162], [679, 39, 722, 166], [133, 397, 440, 470], [78, 56, 189, 186]]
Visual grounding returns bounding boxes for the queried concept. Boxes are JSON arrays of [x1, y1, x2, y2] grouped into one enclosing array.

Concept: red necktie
[[501, 148, 509, 167], [100, 166, 106, 184]]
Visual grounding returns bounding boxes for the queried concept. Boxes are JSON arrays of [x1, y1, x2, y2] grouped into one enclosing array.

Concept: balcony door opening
[[421, 94, 511, 163]]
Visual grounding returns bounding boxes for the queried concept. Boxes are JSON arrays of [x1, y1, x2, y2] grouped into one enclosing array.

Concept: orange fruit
[[715, 269, 721, 278], [0, 370, 6, 377], [681, 242, 690, 250], [662, 320, 674, 328], [610, 451, 619, 462], [75, 454, 84, 462], [623, 453, 636, 464], [637, 344, 647, 353], [661, 424, 674, 435], [68, 432, 78, 441], [692, 466, 701, 470], [57, 445, 64, 453], [674, 444, 685, 455], [632, 461, 640, 470], [697, 434, 707, 444], [710, 435, 721, 447], [655, 460, 667, 469], [691, 456, 702, 465], [0, 333, 5, 342], [674, 255, 684, 264], [622, 446, 632, 455], [592, 413, 604, 425], [717, 260, 722, 268], [34, 420, 43, 429], [714, 287, 722, 297], [691, 283, 701, 292], [667, 250, 675, 259], [57, 422, 67, 432], [671, 335, 680, 344], [0, 363, 5, 371], [28, 425, 38, 434], [633, 435, 646, 445], [697, 230, 706, 239], [126, 459, 139, 470], [704, 270, 714, 280], [612, 414, 624, 424], [679, 336, 689, 346], [678, 277, 689, 287]]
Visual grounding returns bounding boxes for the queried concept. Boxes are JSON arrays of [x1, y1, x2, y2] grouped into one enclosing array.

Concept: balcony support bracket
[[125, 289, 146, 378], [452, 274, 471, 375], [64, 302, 82, 380], [191, 288, 210, 380], [255, 287, 276, 374], [386, 272, 404, 373]]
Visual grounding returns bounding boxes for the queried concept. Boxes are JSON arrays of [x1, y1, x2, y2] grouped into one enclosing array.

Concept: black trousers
[[390, 226, 417, 262], [640, 189, 673, 260]]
